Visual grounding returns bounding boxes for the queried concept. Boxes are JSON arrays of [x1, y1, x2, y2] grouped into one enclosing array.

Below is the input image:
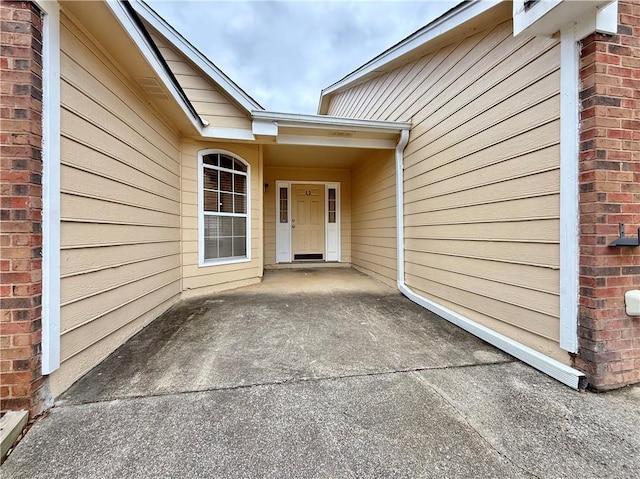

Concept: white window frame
[[325, 183, 340, 262], [197, 149, 251, 267]]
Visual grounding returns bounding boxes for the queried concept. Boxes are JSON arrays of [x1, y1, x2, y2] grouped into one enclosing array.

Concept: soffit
[[320, 1, 511, 108], [263, 144, 373, 169], [139, 18, 253, 122], [277, 126, 398, 142], [60, 1, 197, 135]]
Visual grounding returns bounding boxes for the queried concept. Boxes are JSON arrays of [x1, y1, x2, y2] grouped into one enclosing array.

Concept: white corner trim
[[394, 129, 586, 389], [558, 24, 580, 354], [104, 1, 202, 132], [130, 0, 263, 113], [34, 0, 61, 375]]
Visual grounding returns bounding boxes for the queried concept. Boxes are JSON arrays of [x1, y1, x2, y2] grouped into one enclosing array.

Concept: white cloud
[[146, 0, 457, 114]]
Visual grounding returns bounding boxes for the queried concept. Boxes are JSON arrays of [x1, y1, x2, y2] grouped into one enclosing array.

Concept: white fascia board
[[105, 1, 203, 132], [596, 1, 618, 35], [130, 0, 263, 113], [253, 110, 411, 134], [252, 119, 278, 137], [34, 0, 61, 375], [514, 0, 617, 38], [201, 127, 255, 142], [319, 0, 500, 105]]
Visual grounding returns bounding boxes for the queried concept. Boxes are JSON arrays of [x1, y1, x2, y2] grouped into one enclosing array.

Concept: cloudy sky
[[146, 0, 457, 114]]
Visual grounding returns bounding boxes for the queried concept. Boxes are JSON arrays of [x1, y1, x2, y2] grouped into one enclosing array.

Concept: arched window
[[198, 151, 250, 265]]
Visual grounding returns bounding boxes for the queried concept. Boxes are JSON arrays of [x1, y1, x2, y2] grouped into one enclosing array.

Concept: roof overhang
[[318, 0, 619, 115], [92, 1, 411, 146], [318, 0, 501, 114], [129, 0, 263, 113], [252, 111, 411, 150], [513, 0, 618, 38], [102, 0, 204, 133]]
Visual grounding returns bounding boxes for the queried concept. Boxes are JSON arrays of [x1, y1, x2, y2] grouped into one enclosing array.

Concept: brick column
[[0, 1, 47, 415], [577, 0, 640, 390]]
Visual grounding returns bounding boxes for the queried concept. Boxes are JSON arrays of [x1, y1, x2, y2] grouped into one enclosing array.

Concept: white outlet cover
[[625, 290, 640, 317]]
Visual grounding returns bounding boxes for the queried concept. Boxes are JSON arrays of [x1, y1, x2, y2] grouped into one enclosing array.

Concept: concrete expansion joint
[[55, 359, 517, 408]]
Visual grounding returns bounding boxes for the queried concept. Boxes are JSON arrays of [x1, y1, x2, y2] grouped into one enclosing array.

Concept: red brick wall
[[578, 0, 640, 390], [0, 1, 47, 415]]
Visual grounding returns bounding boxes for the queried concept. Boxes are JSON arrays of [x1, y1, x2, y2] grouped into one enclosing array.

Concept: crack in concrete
[[56, 359, 516, 408], [411, 371, 541, 479]]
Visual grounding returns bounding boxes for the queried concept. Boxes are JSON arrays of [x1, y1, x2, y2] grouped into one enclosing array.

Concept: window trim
[[197, 149, 251, 267]]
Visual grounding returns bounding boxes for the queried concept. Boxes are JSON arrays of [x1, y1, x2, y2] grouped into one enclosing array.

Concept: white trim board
[[253, 110, 411, 133], [558, 24, 580, 353], [34, 0, 61, 375], [398, 283, 587, 389]]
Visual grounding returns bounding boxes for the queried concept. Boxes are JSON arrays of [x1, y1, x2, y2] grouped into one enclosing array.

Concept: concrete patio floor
[[2, 268, 639, 478]]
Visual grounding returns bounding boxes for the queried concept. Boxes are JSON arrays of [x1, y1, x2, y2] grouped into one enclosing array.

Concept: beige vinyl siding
[[149, 32, 251, 130], [351, 151, 397, 287], [263, 167, 351, 266], [55, 15, 182, 396], [181, 141, 263, 295], [328, 19, 566, 362]]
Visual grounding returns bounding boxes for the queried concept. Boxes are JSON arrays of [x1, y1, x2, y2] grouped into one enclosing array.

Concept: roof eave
[[104, 0, 204, 132], [253, 110, 411, 134], [318, 0, 502, 114], [130, 0, 264, 113]]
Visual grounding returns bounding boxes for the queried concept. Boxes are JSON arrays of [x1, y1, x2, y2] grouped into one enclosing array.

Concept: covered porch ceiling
[[254, 111, 410, 169], [263, 144, 379, 169]]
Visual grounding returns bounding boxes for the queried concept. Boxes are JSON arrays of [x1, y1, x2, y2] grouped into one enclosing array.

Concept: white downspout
[[395, 129, 410, 288], [394, 130, 587, 390]]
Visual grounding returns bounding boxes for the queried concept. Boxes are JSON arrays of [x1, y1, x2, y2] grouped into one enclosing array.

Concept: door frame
[[275, 181, 340, 263]]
